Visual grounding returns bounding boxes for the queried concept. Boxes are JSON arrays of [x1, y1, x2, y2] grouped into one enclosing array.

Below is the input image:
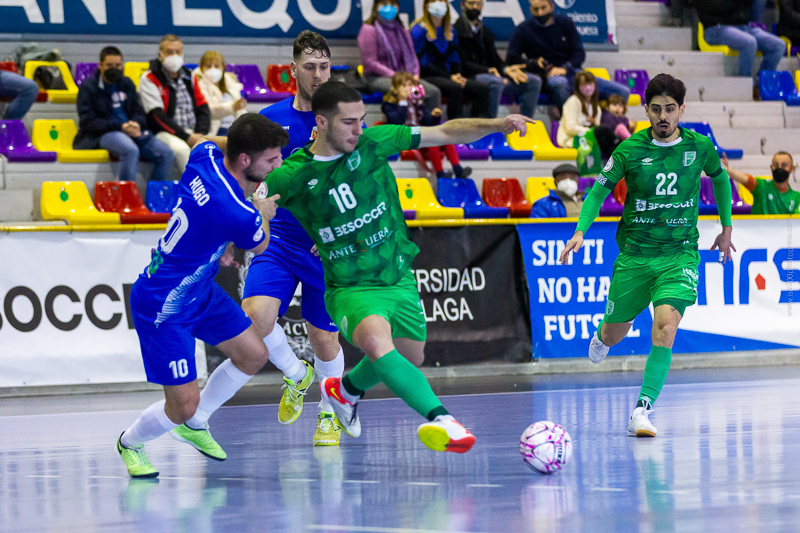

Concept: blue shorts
[[131, 282, 252, 386], [242, 241, 337, 332]]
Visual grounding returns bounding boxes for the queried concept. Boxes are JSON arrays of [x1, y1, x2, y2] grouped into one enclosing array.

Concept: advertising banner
[[517, 218, 799, 359]]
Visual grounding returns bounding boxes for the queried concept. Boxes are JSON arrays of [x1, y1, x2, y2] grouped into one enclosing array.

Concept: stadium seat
[[146, 180, 180, 213], [679, 122, 744, 159], [699, 177, 752, 214], [598, 192, 624, 217], [550, 121, 559, 146], [634, 121, 649, 133], [506, 121, 578, 160], [585, 67, 640, 106], [226, 64, 288, 103], [397, 178, 463, 219], [23, 60, 79, 103], [758, 71, 800, 106], [185, 63, 198, 71], [698, 22, 737, 56], [123, 62, 150, 89], [615, 69, 648, 106], [613, 179, 627, 205], [32, 119, 110, 163], [267, 65, 297, 94], [795, 71, 800, 92], [41, 181, 120, 225], [0, 120, 57, 162], [482, 178, 531, 217], [404, 210, 416, 220], [361, 92, 384, 104], [738, 179, 760, 205], [74, 62, 97, 87], [437, 178, 509, 218], [525, 177, 554, 204], [94, 181, 171, 224], [454, 143, 490, 160], [0, 61, 46, 102], [471, 132, 532, 160], [579, 177, 595, 192]]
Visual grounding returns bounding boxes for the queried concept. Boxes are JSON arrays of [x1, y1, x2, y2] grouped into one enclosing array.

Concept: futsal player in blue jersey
[[242, 31, 346, 446], [116, 114, 289, 478]]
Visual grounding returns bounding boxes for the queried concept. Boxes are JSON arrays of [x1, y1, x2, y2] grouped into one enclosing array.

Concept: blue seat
[[679, 122, 744, 159], [361, 92, 383, 104], [471, 132, 533, 160], [758, 70, 800, 106], [437, 178, 509, 218], [146, 180, 180, 213]]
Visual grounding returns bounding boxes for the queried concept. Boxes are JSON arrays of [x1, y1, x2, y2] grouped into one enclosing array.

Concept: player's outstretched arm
[[199, 135, 228, 154], [720, 153, 748, 186], [418, 114, 535, 148], [248, 194, 280, 256]]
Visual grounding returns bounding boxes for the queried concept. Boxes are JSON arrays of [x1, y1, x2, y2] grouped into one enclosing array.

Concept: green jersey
[[751, 178, 800, 215], [266, 124, 422, 289], [597, 127, 726, 257]]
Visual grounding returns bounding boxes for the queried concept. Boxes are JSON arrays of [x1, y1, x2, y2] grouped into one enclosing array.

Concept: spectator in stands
[[778, 0, 800, 50], [531, 163, 584, 218], [454, 0, 542, 118], [722, 151, 800, 214], [697, 0, 786, 100], [0, 67, 39, 120], [601, 93, 635, 142], [74, 47, 174, 182], [411, 0, 492, 119], [138, 34, 210, 173], [506, 0, 630, 118], [358, 0, 442, 111], [193, 51, 246, 136], [556, 71, 601, 149]]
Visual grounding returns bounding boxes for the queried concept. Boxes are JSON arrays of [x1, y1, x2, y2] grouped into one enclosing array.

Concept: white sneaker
[[417, 415, 476, 454], [319, 377, 361, 438], [588, 333, 609, 364], [628, 405, 657, 437]]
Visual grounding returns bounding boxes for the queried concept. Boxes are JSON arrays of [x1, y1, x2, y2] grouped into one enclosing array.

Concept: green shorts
[[604, 250, 700, 323], [324, 271, 427, 345]]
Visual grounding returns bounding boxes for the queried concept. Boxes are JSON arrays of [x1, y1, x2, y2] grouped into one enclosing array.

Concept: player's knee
[[652, 323, 677, 346], [404, 350, 425, 367], [357, 334, 389, 359], [168, 392, 200, 424], [242, 299, 275, 338]]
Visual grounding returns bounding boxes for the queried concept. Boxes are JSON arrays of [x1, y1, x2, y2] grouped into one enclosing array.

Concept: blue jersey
[[135, 141, 265, 324], [260, 97, 316, 252]]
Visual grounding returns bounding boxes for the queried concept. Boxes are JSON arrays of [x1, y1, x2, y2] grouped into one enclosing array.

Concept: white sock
[[185, 359, 252, 429], [121, 399, 178, 448], [315, 348, 345, 413], [264, 321, 305, 382]]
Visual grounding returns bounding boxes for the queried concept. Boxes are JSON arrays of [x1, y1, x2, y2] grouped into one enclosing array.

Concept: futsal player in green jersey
[[560, 74, 736, 437], [264, 81, 533, 453], [722, 151, 800, 214]]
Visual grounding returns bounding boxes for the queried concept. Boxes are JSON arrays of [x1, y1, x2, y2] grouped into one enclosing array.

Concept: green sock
[[639, 346, 672, 405], [372, 349, 445, 420], [596, 320, 604, 344], [344, 357, 381, 394]]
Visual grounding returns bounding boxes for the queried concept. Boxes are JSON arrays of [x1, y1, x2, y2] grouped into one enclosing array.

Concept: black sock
[[636, 398, 652, 410], [436, 170, 447, 178], [342, 375, 365, 399], [453, 164, 463, 177], [426, 405, 449, 421]]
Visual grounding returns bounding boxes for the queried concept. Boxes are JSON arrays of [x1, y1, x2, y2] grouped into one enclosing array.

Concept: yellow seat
[[740, 177, 770, 206], [526, 177, 554, 204], [23, 60, 79, 103], [506, 122, 577, 161], [123, 62, 150, 89], [698, 22, 737, 56], [41, 181, 120, 225], [586, 67, 640, 106], [634, 121, 650, 133], [32, 120, 110, 163], [396, 178, 464, 219], [357, 65, 363, 77], [795, 70, 800, 92]]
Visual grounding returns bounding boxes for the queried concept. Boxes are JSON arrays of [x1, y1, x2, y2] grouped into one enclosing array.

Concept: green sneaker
[[169, 424, 227, 461], [117, 433, 159, 478], [278, 360, 314, 425], [313, 412, 342, 446]]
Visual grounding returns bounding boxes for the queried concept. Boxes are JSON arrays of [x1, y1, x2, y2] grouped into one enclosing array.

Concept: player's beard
[[244, 163, 265, 184], [652, 121, 677, 141]]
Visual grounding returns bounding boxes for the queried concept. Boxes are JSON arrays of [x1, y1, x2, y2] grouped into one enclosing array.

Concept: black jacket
[[381, 101, 439, 127], [506, 14, 585, 77], [454, 15, 506, 78], [778, 0, 800, 43], [74, 69, 147, 149], [696, 0, 753, 28]]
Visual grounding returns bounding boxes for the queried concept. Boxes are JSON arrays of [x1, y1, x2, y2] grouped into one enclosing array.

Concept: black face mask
[[465, 8, 481, 21], [533, 13, 553, 25], [103, 68, 122, 84], [772, 167, 790, 183]]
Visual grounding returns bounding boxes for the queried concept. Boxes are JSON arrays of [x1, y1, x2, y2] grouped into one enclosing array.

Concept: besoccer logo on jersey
[[683, 151, 696, 166], [319, 227, 335, 243], [636, 199, 647, 211], [347, 150, 361, 171]]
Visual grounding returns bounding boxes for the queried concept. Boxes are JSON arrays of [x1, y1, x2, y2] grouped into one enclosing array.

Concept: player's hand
[[219, 242, 240, 269], [233, 98, 247, 111], [499, 114, 536, 136], [253, 193, 280, 220], [710, 225, 736, 264], [559, 231, 584, 264], [720, 152, 730, 171], [310, 245, 320, 257]]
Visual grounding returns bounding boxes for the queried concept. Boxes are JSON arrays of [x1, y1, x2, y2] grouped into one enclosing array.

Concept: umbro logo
[[308, 179, 318, 189], [642, 158, 653, 166]]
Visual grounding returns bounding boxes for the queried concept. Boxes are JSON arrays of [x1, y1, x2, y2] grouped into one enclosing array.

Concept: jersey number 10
[[655, 172, 679, 196], [329, 183, 358, 213]]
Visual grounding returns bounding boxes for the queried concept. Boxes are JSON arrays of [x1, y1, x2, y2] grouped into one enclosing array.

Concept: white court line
[[282, 478, 315, 482], [653, 489, 697, 495], [592, 487, 627, 492], [158, 476, 200, 481], [466, 484, 503, 488], [405, 482, 440, 486], [87, 475, 124, 479], [26, 475, 59, 478], [343, 480, 380, 484], [527, 485, 565, 490], [218, 477, 250, 481], [307, 526, 486, 533]]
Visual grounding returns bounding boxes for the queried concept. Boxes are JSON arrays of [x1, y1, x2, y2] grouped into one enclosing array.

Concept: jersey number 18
[[329, 183, 358, 213]]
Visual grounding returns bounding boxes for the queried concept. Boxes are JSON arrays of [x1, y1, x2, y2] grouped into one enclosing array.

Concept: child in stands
[[601, 93, 635, 143]]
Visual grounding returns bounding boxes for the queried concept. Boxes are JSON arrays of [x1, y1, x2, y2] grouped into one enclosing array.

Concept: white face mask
[[427, 1, 448, 18], [162, 54, 184, 73], [204, 68, 223, 84], [557, 178, 578, 197]]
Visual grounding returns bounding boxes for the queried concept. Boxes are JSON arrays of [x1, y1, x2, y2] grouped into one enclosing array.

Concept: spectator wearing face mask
[[138, 34, 210, 173], [722, 151, 800, 214], [193, 51, 246, 136], [74, 46, 175, 182], [531, 163, 584, 218], [556, 70, 601, 149]]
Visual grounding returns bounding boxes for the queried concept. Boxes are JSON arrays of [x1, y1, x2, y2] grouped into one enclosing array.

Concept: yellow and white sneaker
[[417, 415, 476, 453], [278, 360, 314, 425], [313, 412, 341, 446]]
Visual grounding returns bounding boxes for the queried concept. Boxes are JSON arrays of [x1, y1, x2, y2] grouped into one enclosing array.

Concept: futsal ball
[[519, 421, 572, 474]]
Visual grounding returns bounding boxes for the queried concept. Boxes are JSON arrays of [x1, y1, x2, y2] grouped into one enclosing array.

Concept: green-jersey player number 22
[[329, 183, 358, 213], [656, 172, 678, 196]]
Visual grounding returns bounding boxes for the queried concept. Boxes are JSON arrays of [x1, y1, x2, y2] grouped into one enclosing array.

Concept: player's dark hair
[[311, 81, 362, 118], [645, 73, 686, 106], [226, 114, 289, 162], [293, 30, 330, 61], [99, 46, 122, 63]]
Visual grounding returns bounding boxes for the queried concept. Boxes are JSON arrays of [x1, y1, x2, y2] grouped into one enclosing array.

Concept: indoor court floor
[[1, 366, 800, 533]]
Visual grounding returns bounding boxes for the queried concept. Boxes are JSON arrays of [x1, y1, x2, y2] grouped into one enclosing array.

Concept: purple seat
[[226, 64, 289, 103], [700, 177, 751, 215], [550, 121, 559, 147], [578, 177, 595, 192], [404, 210, 416, 220], [455, 143, 490, 160], [0, 120, 57, 162], [599, 193, 624, 216], [74, 62, 98, 87], [615, 69, 649, 103]]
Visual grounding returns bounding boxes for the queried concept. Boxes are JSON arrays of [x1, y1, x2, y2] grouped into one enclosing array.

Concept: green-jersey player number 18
[[329, 183, 357, 213], [559, 74, 736, 440]]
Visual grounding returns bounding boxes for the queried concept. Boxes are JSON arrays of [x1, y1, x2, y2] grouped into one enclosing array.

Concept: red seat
[[613, 178, 627, 205], [482, 178, 531, 218], [1, 61, 48, 103], [94, 181, 171, 224], [267, 65, 296, 94]]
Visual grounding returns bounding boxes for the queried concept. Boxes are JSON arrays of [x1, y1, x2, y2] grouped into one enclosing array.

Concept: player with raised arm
[[265, 80, 535, 453], [559, 74, 736, 438], [116, 114, 288, 478], [242, 31, 345, 446]]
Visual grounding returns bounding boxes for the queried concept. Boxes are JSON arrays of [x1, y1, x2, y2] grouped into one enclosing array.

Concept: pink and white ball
[[520, 421, 572, 474]]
